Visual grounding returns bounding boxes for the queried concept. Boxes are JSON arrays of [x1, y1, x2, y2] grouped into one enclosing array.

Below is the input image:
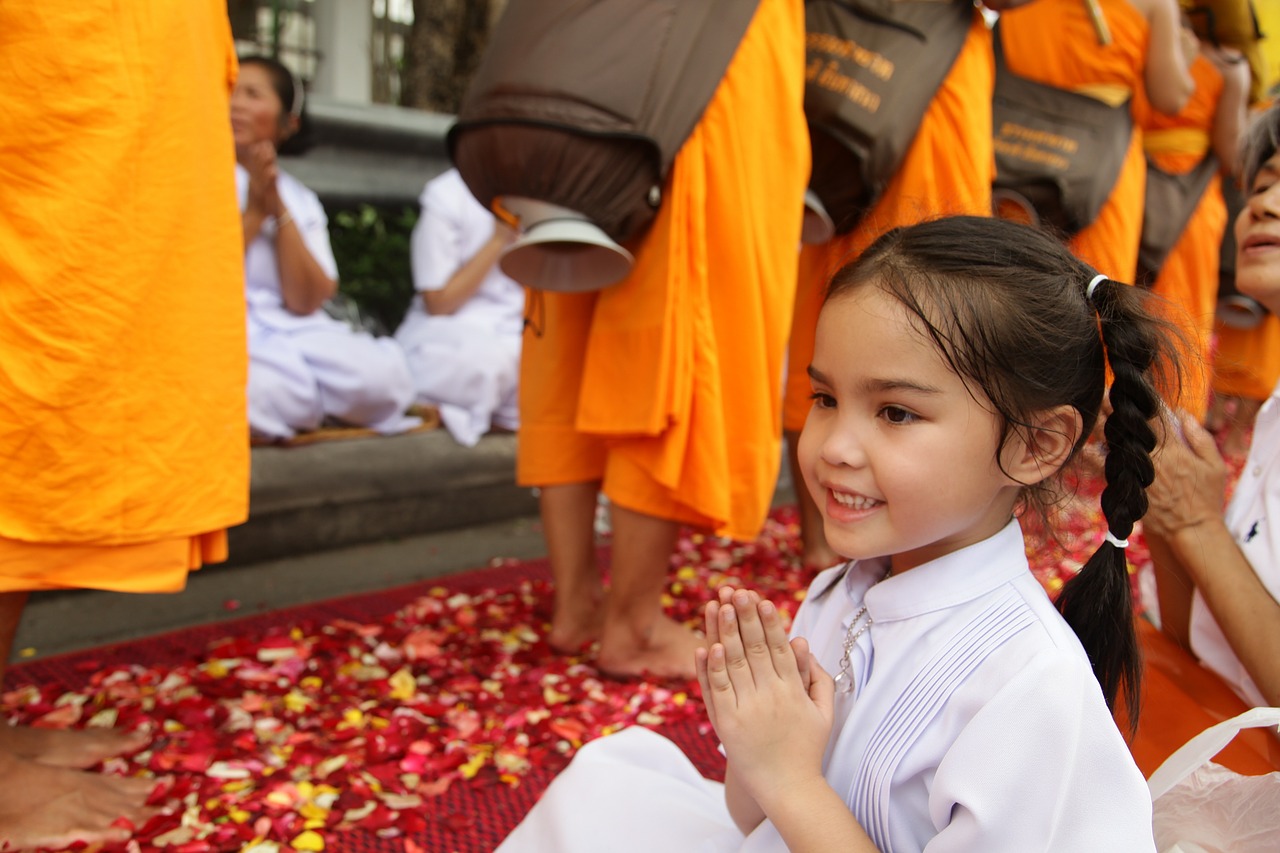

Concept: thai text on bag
[[804, 0, 972, 235]]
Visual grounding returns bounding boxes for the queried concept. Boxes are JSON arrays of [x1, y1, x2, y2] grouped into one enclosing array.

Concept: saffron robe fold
[[0, 1, 249, 592], [1142, 54, 1228, 420], [1215, 316, 1280, 403]]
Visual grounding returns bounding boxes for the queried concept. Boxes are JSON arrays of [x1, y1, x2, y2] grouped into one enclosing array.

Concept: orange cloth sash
[[1144, 54, 1228, 419]]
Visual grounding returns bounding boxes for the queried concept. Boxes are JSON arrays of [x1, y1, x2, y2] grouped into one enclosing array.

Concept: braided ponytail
[[1055, 275, 1162, 725]]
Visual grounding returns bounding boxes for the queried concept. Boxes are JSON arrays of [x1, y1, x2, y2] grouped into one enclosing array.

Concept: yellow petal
[[388, 668, 416, 702], [290, 830, 325, 851]]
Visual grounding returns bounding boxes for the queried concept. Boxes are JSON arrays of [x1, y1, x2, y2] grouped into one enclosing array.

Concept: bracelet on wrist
[[263, 210, 294, 239]]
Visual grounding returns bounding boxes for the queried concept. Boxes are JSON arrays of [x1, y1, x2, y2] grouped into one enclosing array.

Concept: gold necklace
[[833, 565, 892, 695]]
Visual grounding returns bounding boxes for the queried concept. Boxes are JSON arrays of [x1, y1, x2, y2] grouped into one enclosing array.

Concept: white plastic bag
[[1148, 707, 1280, 852]]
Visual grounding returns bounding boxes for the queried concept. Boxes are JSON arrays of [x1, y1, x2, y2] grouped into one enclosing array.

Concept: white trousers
[[397, 315, 520, 446], [248, 315, 418, 440], [495, 727, 744, 853]]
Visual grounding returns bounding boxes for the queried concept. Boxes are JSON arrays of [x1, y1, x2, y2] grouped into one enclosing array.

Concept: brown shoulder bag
[[804, 0, 973, 235], [990, 22, 1133, 237], [1136, 154, 1220, 285]]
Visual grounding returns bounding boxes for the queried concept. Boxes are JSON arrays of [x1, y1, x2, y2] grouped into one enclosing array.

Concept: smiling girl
[[497, 215, 1178, 851], [693, 214, 1177, 851]]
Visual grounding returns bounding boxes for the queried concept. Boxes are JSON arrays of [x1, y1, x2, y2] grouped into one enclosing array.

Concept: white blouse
[[235, 163, 339, 332], [1191, 382, 1280, 708], [402, 168, 525, 337], [740, 520, 1156, 852]]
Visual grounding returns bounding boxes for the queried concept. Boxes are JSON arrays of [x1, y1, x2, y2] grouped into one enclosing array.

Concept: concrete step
[[14, 514, 548, 660], [228, 429, 537, 567], [14, 429, 540, 660], [12, 431, 795, 661]]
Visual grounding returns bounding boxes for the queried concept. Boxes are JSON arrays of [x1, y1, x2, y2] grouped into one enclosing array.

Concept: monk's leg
[[1147, 534, 1194, 652], [595, 503, 699, 679], [1204, 392, 1230, 433], [542, 482, 605, 654], [0, 591, 25, 686], [0, 591, 148, 767], [0, 592, 157, 849], [785, 431, 839, 572]]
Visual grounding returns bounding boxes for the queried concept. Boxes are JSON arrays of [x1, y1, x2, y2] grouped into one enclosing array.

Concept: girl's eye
[[880, 406, 918, 425], [809, 391, 836, 410], [1251, 181, 1276, 196]]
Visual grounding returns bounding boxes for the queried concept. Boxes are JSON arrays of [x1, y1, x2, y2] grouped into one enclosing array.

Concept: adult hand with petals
[[1145, 409, 1228, 540]]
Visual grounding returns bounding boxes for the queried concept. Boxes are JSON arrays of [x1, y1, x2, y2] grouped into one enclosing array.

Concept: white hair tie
[[1086, 274, 1107, 300], [1103, 530, 1129, 549]]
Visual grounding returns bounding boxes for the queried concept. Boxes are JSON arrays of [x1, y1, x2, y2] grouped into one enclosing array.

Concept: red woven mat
[[5, 542, 737, 853]]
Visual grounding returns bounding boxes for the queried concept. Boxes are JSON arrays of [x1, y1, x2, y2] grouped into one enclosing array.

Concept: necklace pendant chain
[[835, 606, 872, 694], [834, 566, 892, 696]]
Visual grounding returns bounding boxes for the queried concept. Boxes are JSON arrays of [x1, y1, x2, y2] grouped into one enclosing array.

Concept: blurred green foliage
[[327, 204, 419, 334]]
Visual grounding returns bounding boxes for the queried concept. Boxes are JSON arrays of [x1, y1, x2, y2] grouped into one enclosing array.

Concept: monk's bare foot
[[0, 723, 150, 769], [547, 586, 605, 656], [547, 618, 601, 657], [0, 751, 157, 851], [596, 614, 703, 681]]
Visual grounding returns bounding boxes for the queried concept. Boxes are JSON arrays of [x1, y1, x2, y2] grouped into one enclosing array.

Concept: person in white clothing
[[396, 168, 526, 446], [233, 56, 418, 441], [498, 215, 1176, 852], [1146, 105, 1280, 710]]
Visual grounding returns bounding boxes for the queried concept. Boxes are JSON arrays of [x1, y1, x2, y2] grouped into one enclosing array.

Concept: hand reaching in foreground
[[696, 588, 834, 808]]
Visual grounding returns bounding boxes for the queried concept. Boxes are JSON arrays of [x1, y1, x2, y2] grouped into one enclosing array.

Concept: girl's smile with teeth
[[830, 490, 881, 511]]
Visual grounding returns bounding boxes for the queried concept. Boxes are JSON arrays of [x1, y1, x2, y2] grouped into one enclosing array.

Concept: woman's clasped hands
[[242, 139, 282, 218], [695, 588, 833, 809]]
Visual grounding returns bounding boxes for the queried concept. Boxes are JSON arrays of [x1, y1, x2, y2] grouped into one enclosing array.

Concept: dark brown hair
[[1240, 104, 1280, 189]]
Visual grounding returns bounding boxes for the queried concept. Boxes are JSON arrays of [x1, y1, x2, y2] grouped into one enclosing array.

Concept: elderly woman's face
[[230, 63, 290, 151], [1236, 152, 1280, 315]]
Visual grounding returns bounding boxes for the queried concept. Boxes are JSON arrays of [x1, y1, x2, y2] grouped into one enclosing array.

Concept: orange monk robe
[[0, 2, 249, 593], [516, 0, 810, 542], [1141, 55, 1228, 420], [1000, 0, 1149, 283], [1122, 619, 1280, 776], [782, 12, 994, 433], [1214, 315, 1280, 403]]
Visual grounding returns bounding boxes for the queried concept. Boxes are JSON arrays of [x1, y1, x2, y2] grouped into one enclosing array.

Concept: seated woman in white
[[232, 55, 417, 441], [395, 168, 525, 447], [1147, 105, 1280, 709]]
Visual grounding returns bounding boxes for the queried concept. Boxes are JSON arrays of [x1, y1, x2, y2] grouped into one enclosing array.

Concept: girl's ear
[[1005, 405, 1083, 485]]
